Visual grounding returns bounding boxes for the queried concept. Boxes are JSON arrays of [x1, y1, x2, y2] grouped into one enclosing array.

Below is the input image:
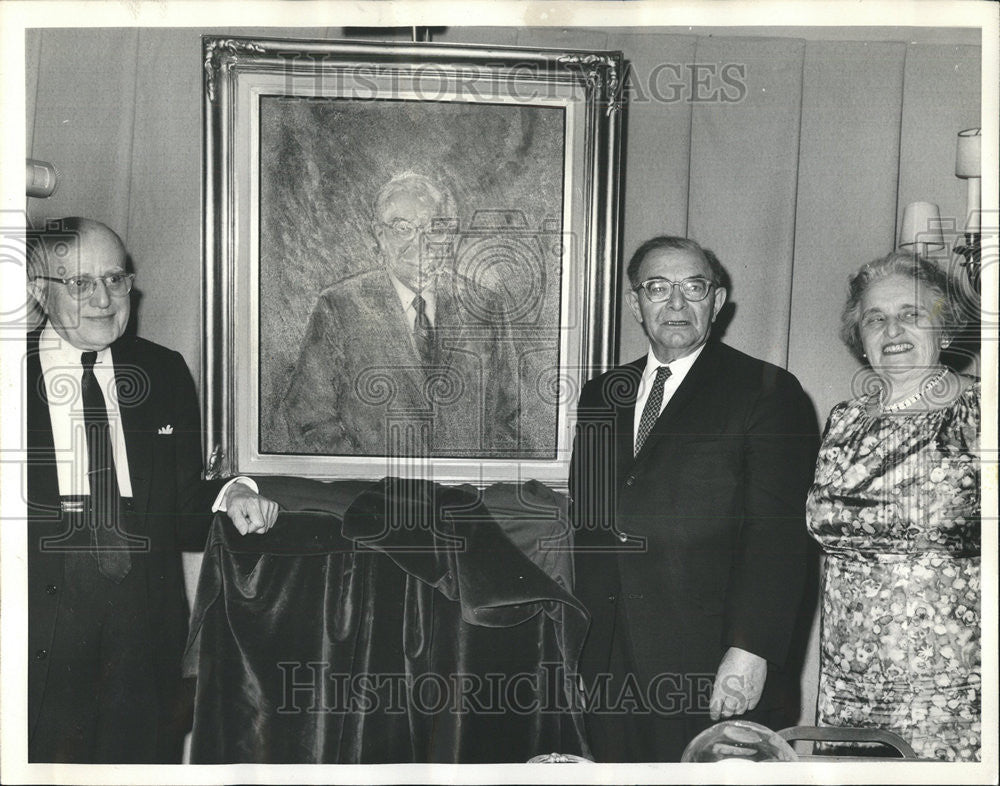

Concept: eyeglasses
[[379, 218, 451, 242], [634, 276, 715, 302], [34, 272, 135, 300]]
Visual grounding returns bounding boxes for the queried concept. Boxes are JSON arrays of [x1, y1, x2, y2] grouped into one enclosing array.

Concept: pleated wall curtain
[[597, 31, 979, 420], [27, 27, 980, 422]]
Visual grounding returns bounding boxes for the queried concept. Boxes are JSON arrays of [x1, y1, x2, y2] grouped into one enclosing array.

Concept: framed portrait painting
[[203, 36, 623, 485]]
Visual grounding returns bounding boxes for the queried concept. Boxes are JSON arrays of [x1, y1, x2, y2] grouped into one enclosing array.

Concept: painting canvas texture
[[258, 97, 566, 460]]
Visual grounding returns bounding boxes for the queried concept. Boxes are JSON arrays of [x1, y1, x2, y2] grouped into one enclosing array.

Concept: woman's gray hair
[[840, 251, 962, 363]]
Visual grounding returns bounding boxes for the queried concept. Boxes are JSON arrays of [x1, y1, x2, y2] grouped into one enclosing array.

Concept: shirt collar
[[643, 343, 705, 381], [387, 271, 436, 314], [39, 322, 113, 370]]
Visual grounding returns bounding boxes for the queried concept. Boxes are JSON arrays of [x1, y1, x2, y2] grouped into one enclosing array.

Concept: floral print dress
[[806, 380, 980, 761]]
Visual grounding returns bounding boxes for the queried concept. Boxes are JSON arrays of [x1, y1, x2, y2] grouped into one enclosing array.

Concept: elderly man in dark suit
[[570, 236, 817, 762], [276, 172, 522, 457], [25, 217, 278, 763]]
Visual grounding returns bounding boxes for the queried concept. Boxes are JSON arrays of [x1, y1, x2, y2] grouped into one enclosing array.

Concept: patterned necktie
[[81, 351, 131, 582], [412, 294, 436, 368], [634, 365, 671, 456]]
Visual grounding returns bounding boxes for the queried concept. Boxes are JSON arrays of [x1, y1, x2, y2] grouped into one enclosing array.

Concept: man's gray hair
[[626, 235, 728, 289], [372, 172, 456, 222]]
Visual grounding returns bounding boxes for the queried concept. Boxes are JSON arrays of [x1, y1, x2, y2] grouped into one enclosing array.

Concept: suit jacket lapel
[[631, 341, 720, 462], [614, 359, 645, 476], [364, 272, 427, 392], [433, 279, 461, 368], [372, 273, 423, 374], [26, 331, 59, 511], [111, 337, 153, 515]]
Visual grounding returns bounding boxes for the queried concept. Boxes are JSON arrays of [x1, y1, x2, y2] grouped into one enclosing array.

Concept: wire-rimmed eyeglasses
[[634, 276, 715, 302], [34, 272, 135, 300]]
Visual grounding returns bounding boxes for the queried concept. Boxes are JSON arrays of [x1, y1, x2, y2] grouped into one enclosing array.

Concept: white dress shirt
[[38, 322, 134, 497], [632, 344, 706, 451], [388, 273, 436, 354], [38, 322, 252, 508]]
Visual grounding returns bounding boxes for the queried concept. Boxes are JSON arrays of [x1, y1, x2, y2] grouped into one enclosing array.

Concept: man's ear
[[372, 221, 388, 255], [626, 287, 642, 324], [710, 286, 727, 322]]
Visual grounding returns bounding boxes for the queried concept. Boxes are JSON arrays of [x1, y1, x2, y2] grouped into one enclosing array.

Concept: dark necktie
[[412, 294, 436, 368], [634, 365, 671, 456], [81, 351, 131, 582]]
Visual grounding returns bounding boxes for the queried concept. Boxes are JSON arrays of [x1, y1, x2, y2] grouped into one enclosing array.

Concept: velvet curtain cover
[[184, 478, 589, 763]]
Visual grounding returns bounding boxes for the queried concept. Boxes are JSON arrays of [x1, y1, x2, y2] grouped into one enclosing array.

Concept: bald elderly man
[[25, 217, 278, 763]]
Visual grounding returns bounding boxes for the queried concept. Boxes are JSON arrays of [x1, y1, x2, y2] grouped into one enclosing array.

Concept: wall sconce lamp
[[898, 200, 945, 257], [26, 158, 59, 198], [953, 127, 981, 291]]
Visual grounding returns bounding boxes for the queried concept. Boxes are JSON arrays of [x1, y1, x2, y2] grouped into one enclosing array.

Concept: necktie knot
[[412, 294, 427, 317], [81, 350, 98, 371]]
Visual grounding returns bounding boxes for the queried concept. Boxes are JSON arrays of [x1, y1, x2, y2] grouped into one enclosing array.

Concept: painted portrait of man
[[258, 99, 566, 459]]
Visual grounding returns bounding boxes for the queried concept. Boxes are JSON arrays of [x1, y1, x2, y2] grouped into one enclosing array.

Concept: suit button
[[625, 476, 635, 486], [35, 649, 48, 660], [45, 584, 58, 595], [608, 594, 616, 602]]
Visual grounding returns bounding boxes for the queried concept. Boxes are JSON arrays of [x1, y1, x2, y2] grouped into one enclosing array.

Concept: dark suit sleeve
[[168, 349, 227, 552], [723, 368, 818, 666], [568, 377, 612, 534], [274, 294, 354, 453]]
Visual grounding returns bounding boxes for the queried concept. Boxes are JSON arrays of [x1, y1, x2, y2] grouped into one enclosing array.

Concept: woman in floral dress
[[807, 252, 980, 761]]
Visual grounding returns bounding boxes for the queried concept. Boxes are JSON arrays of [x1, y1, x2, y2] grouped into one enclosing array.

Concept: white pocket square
[[158, 425, 174, 435]]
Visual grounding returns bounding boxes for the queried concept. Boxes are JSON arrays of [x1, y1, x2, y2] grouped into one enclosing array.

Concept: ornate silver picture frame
[[203, 37, 623, 484]]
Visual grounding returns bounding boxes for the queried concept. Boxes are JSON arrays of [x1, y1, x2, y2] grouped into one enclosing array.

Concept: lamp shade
[[26, 158, 58, 198], [955, 127, 981, 178], [899, 201, 945, 254]]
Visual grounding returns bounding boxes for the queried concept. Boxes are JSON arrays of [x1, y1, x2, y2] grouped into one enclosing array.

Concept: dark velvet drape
[[184, 478, 590, 763]]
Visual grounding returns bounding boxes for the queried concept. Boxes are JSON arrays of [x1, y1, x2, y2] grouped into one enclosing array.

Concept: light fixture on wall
[[953, 127, 981, 291], [898, 200, 945, 257], [26, 158, 59, 198]]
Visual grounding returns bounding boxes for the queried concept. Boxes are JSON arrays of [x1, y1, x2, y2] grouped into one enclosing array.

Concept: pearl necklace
[[877, 367, 949, 414]]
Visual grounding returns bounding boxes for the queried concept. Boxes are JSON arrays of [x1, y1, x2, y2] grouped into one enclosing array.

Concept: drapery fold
[[687, 36, 805, 368], [184, 478, 589, 763]]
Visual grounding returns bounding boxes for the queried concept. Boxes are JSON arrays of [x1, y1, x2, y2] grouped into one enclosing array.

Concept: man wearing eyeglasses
[[570, 236, 817, 762], [24, 217, 279, 762], [276, 172, 522, 457]]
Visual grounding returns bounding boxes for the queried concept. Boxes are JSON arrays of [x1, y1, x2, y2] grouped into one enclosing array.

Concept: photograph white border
[[1, 2, 996, 784]]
